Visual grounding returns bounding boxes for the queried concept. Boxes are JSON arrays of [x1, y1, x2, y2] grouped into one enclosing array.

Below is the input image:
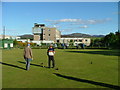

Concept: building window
[[74, 40, 77, 42], [85, 40, 88, 41], [79, 40, 82, 42], [49, 34, 50, 36], [57, 40, 59, 43]]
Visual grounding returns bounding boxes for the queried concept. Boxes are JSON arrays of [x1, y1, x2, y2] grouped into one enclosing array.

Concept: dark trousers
[[48, 56, 55, 68]]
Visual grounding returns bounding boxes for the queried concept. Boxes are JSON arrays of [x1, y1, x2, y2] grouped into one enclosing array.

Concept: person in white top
[[47, 45, 55, 68]]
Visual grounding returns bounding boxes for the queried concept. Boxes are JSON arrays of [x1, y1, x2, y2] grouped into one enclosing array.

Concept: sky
[[1, 1, 119, 36], [1, 0, 120, 2]]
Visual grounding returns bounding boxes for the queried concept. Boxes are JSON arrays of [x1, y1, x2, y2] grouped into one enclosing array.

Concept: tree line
[[90, 31, 120, 49]]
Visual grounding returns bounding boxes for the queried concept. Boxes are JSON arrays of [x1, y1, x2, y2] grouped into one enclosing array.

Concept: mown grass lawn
[[1, 48, 119, 89]]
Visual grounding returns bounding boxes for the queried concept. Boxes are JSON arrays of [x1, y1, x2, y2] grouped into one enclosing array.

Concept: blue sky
[[2, 0, 119, 2], [2, 2, 118, 36]]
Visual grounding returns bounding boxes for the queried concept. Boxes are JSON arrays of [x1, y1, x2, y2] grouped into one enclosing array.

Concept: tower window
[[74, 40, 77, 42], [79, 40, 82, 42], [57, 40, 59, 43]]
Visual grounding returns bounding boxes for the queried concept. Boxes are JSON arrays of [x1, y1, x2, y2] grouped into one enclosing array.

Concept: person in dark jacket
[[47, 45, 55, 68], [24, 44, 33, 70]]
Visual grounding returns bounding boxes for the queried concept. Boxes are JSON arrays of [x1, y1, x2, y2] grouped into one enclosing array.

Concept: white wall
[[56, 38, 91, 46]]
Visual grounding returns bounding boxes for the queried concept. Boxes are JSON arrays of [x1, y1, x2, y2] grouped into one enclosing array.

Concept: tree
[[90, 39, 94, 47], [90, 31, 120, 49], [70, 40, 74, 46], [103, 33, 116, 47], [102, 31, 120, 49], [90, 38, 103, 48], [115, 31, 120, 49], [13, 39, 18, 46], [94, 39, 101, 48]]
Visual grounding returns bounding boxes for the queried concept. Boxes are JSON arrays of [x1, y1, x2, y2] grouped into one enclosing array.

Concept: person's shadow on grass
[[53, 73, 120, 89], [18, 61, 48, 68], [18, 61, 57, 69], [0, 62, 26, 70]]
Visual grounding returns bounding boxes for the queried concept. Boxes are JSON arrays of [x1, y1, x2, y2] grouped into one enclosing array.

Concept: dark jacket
[[47, 48, 55, 56]]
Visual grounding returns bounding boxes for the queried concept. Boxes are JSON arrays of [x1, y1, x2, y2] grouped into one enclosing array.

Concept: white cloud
[[46, 18, 111, 32], [46, 19, 82, 24], [60, 28, 73, 32], [79, 25, 88, 28], [85, 18, 112, 24], [58, 19, 82, 22], [113, 12, 120, 15], [47, 25, 60, 28], [87, 20, 96, 24], [46, 18, 112, 25]]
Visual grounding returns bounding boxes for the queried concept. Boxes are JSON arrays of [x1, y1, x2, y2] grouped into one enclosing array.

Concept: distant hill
[[61, 33, 92, 38], [92, 35, 105, 37], [61, 33, 105, 38], [18, 33, 105, 40], [19, 34, 33, 40]]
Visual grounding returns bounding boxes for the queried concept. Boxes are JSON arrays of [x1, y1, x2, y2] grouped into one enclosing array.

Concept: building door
[[8, 43, 11, 49]]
